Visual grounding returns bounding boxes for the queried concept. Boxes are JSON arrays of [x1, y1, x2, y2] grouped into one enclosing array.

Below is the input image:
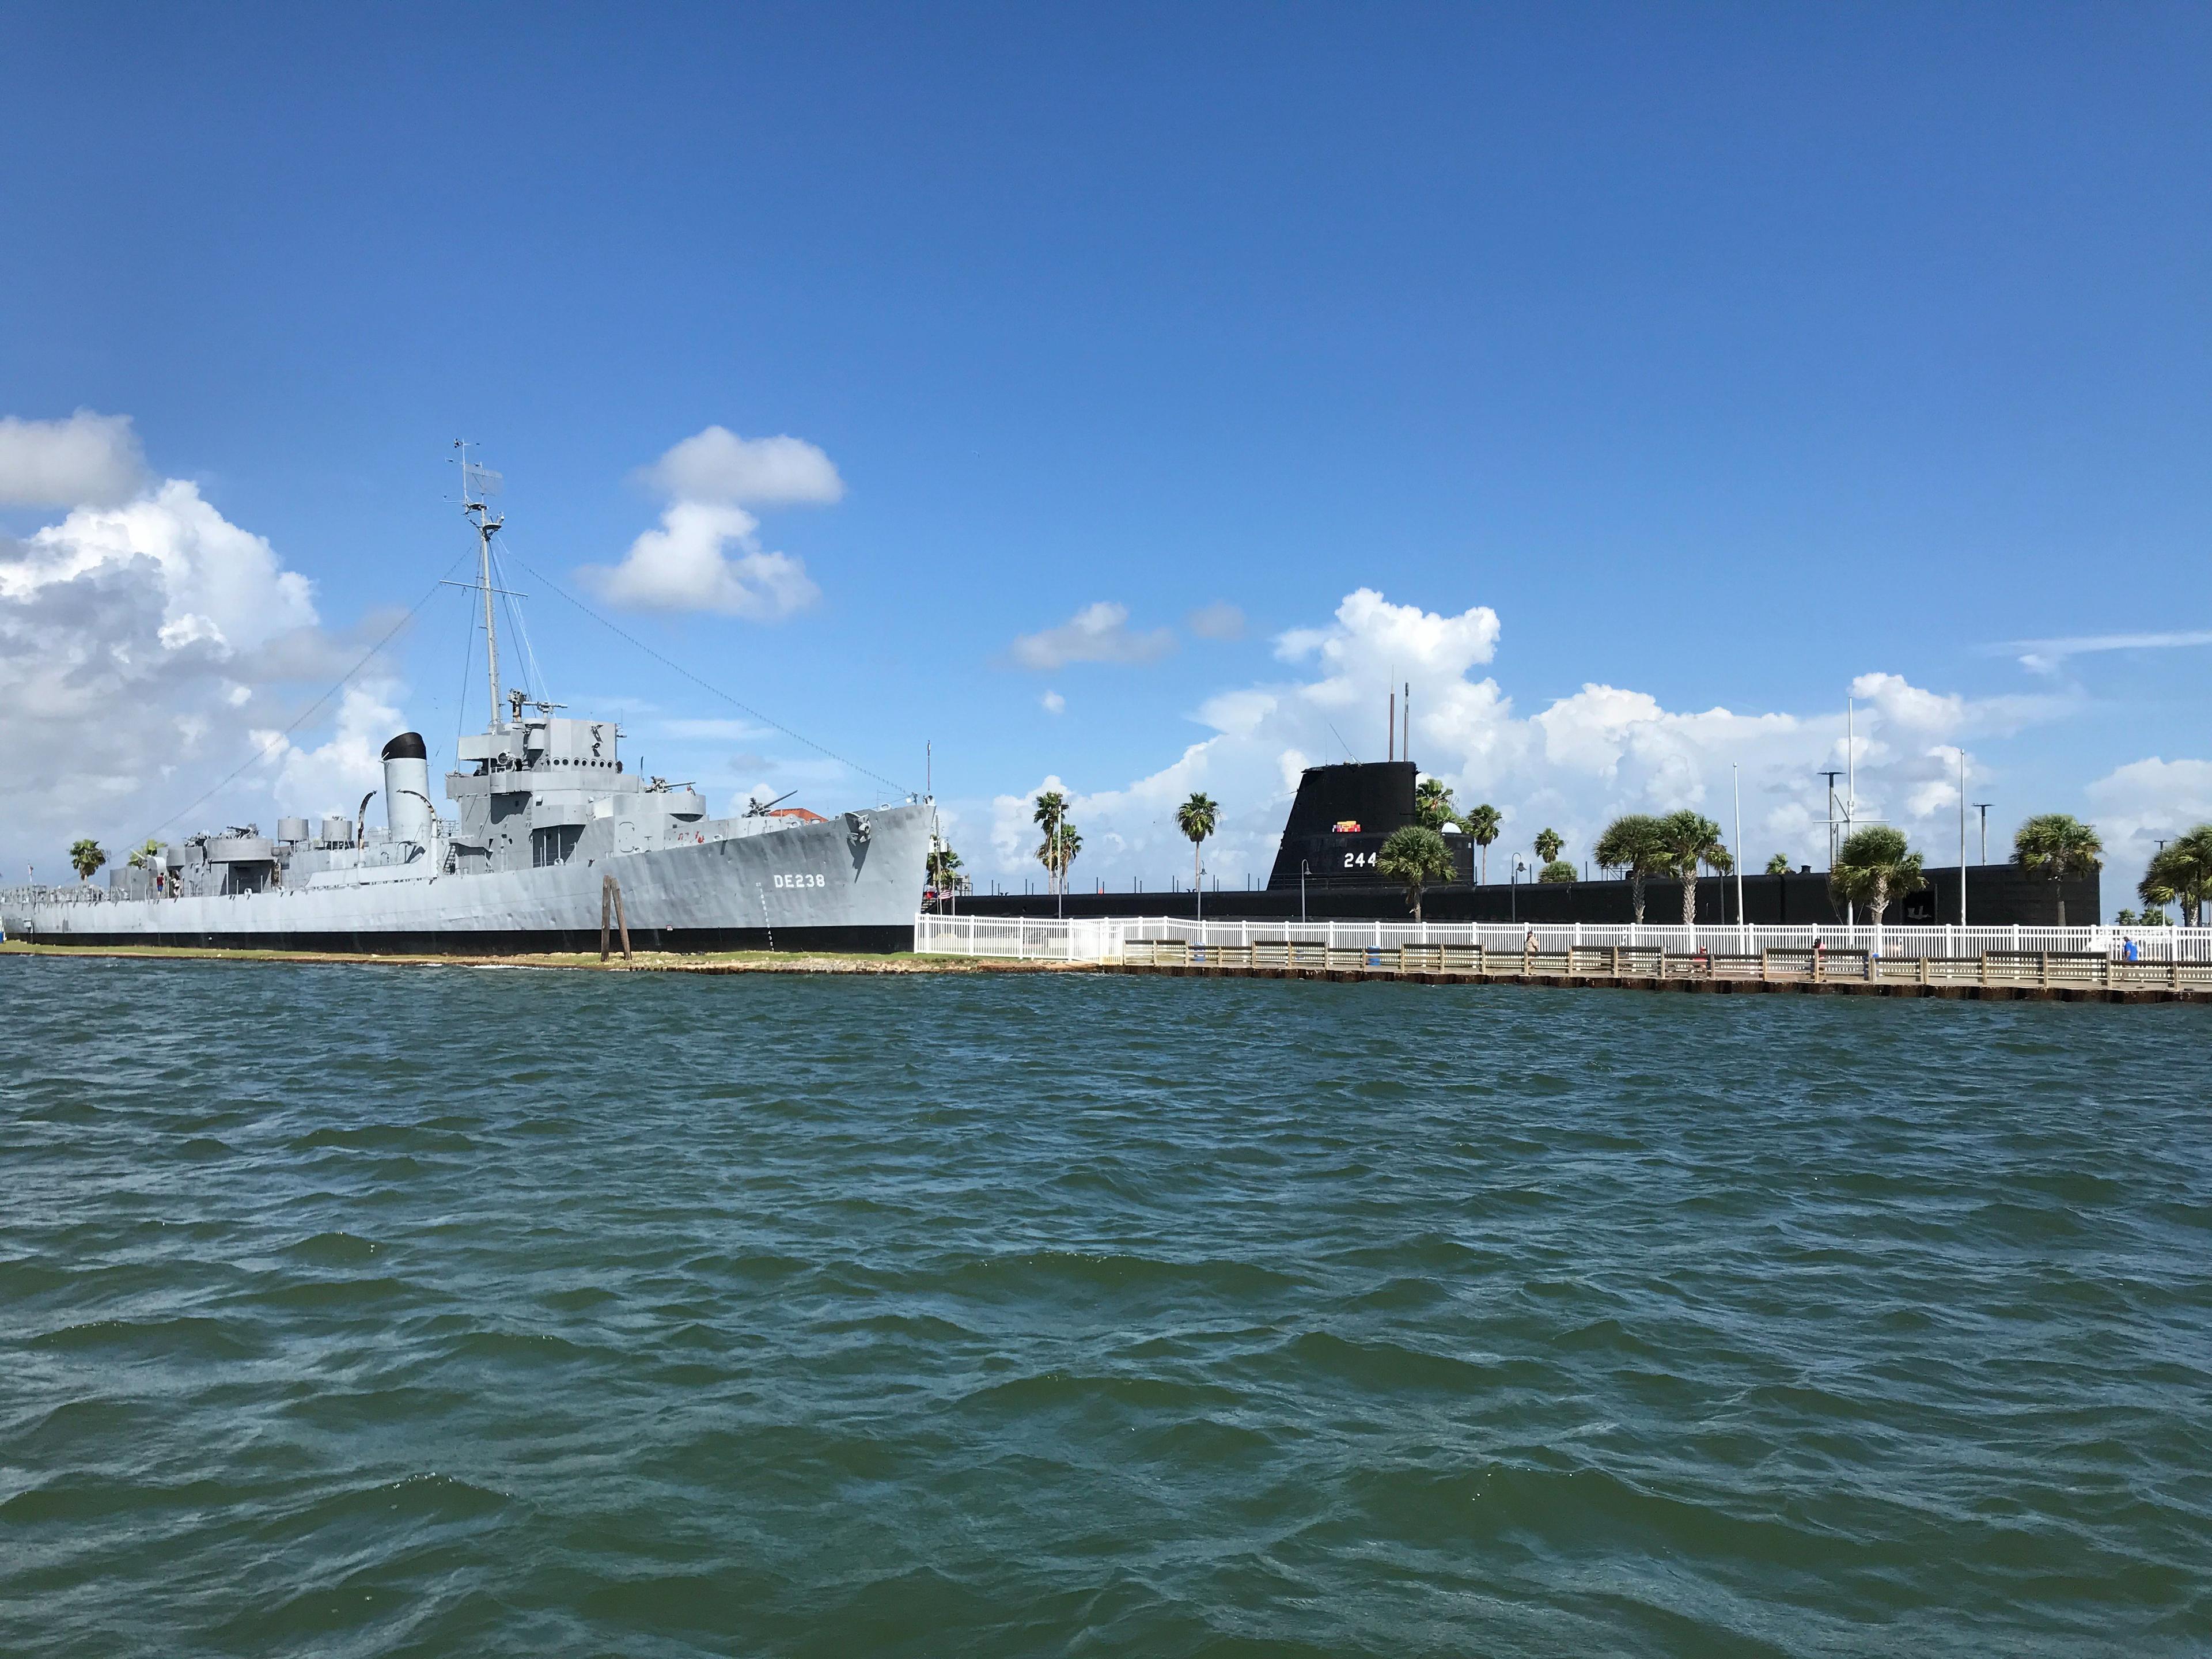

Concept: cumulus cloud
[[1277, 588, 1502, 681], [1010, 601, 1176, 670], [0, 410, 147, 508], [581, 500, 821, 619], [0, 450, 399, 869], [3, 480, 316, 652], [584, 426, 842, 618], [2086, 756, 2212, 870], [1041, 690, 1066, 714], [949, 588, 2080, 892], [251, 682, 406, 820], [633, 426, 844, 506], [1187, 601, 1245, 641]]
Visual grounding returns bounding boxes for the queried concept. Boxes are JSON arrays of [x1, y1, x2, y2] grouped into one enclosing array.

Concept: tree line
[[912, 791, 2211, 927]]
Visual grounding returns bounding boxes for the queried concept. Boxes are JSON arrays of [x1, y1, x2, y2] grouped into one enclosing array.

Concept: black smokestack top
[[381, 732, 427, 762]]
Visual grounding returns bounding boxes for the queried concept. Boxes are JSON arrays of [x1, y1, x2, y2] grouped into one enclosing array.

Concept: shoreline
[[0, 941, 1090, 976], [6, 940, 2201, 1001]]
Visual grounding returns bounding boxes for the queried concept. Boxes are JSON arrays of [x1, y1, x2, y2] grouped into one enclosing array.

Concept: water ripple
[[3, 957, 2209, 1656]]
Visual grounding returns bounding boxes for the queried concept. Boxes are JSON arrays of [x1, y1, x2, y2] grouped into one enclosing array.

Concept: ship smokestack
[[381, 732, 433, 848]]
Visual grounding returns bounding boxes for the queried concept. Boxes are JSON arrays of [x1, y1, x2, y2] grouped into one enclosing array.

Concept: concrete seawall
[[1104, 960, 2205, 1004]]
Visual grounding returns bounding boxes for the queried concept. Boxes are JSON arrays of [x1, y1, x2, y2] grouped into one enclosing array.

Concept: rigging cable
[[454, 589, 476, 748], [498, 544, 551, 709], [501, 543, 912, 798]]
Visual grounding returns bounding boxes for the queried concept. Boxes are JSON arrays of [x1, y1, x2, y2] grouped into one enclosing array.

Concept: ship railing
[[913, 914, 2212, 968], [0, 884, 111, 907]]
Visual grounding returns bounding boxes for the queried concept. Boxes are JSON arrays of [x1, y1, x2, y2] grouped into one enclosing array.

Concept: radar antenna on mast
[[454, 441, 507, 729]]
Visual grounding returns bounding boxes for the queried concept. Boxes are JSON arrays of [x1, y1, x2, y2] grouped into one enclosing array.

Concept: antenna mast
[[457, 442, 506, 729]]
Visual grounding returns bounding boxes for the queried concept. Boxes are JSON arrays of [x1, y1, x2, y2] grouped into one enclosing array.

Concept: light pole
[[1843, 696, 1857, 929], [1957, 750, 1968, 926], [1818, 770, 1844, 871], [1732, 763, 1745, 937], [1973, 803, 1992, 866]]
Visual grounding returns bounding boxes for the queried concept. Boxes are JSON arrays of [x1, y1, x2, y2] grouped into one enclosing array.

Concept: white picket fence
[[914, 913, 2212, 965]]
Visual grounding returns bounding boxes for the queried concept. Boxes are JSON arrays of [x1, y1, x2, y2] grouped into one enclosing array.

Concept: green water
[[3, 959, 2207, 1656]]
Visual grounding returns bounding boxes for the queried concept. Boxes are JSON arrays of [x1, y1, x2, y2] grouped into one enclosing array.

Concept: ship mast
[[456, 442, 506, 730]]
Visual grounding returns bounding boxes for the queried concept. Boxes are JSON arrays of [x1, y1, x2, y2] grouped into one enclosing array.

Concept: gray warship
[[2, 467, 933, 953]]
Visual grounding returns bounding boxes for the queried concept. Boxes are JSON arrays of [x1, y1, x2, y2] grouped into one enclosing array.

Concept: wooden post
[[609, 876, 632, 964], [1760, 946, 1770, 982], [2040, 950, 2049, 989], [601, 876, 613, 963]]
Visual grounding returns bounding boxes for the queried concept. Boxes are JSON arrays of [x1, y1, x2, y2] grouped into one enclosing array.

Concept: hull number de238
[[774, 873, 828, 889]]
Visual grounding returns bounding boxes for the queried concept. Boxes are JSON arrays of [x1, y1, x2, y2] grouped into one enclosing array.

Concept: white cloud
[[1276, 589, 1501, 680], [580, 500, 820, 619], [1187, 601, 1245, 641], [941, 588, 2081, 891], [635, 426, 844, 506], [1010, 601, 1176, 670], [0, 446, 401, 869], [251, 683, 405, 821], [2000, 630, 2212, 674], [2086, 756, 2212, 868], [1040, 690, 1066, 714], [3, 480, 316, 653], [0, 410, 147, 508], [586, 426, 842, 618]]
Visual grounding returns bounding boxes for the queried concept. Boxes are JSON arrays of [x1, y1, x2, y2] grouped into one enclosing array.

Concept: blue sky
[[3, 5, 2207, 908]]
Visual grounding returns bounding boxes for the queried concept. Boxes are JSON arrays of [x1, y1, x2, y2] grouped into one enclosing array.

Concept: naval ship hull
[[5, 803, 933, 955]]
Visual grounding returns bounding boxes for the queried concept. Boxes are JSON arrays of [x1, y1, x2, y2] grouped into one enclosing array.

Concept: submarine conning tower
[[381, 731, 434, 848], [1264, 761, 1418, 890]]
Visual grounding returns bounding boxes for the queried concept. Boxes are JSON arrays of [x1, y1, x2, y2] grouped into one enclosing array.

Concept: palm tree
[[1176, 792, 1218, 918], [2142, 825, 2212, 926], [1827, 825, 1926, 930], [1537, 859, 1576, 884], [69, 838, 107, 883], [1533, 827, 1563, 865], [926, 838, 965, 896], [1764, 853, 1792, 877], [1594, 813, 1668, 923], [1037, 820, 1081, 910], [1414, 777, 1457, 831], [1654, 810, 1732, 927], [1378, 825, 1453, 921], [1464, 804, 1502, 883], [1032, 791, 1067, 894], [126, 837, 164, 869], [2012, 813, 2103, 927]]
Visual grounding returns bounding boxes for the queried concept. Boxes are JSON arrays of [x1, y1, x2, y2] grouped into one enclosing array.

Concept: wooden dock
[[1107, 939, 2212, 1003]]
